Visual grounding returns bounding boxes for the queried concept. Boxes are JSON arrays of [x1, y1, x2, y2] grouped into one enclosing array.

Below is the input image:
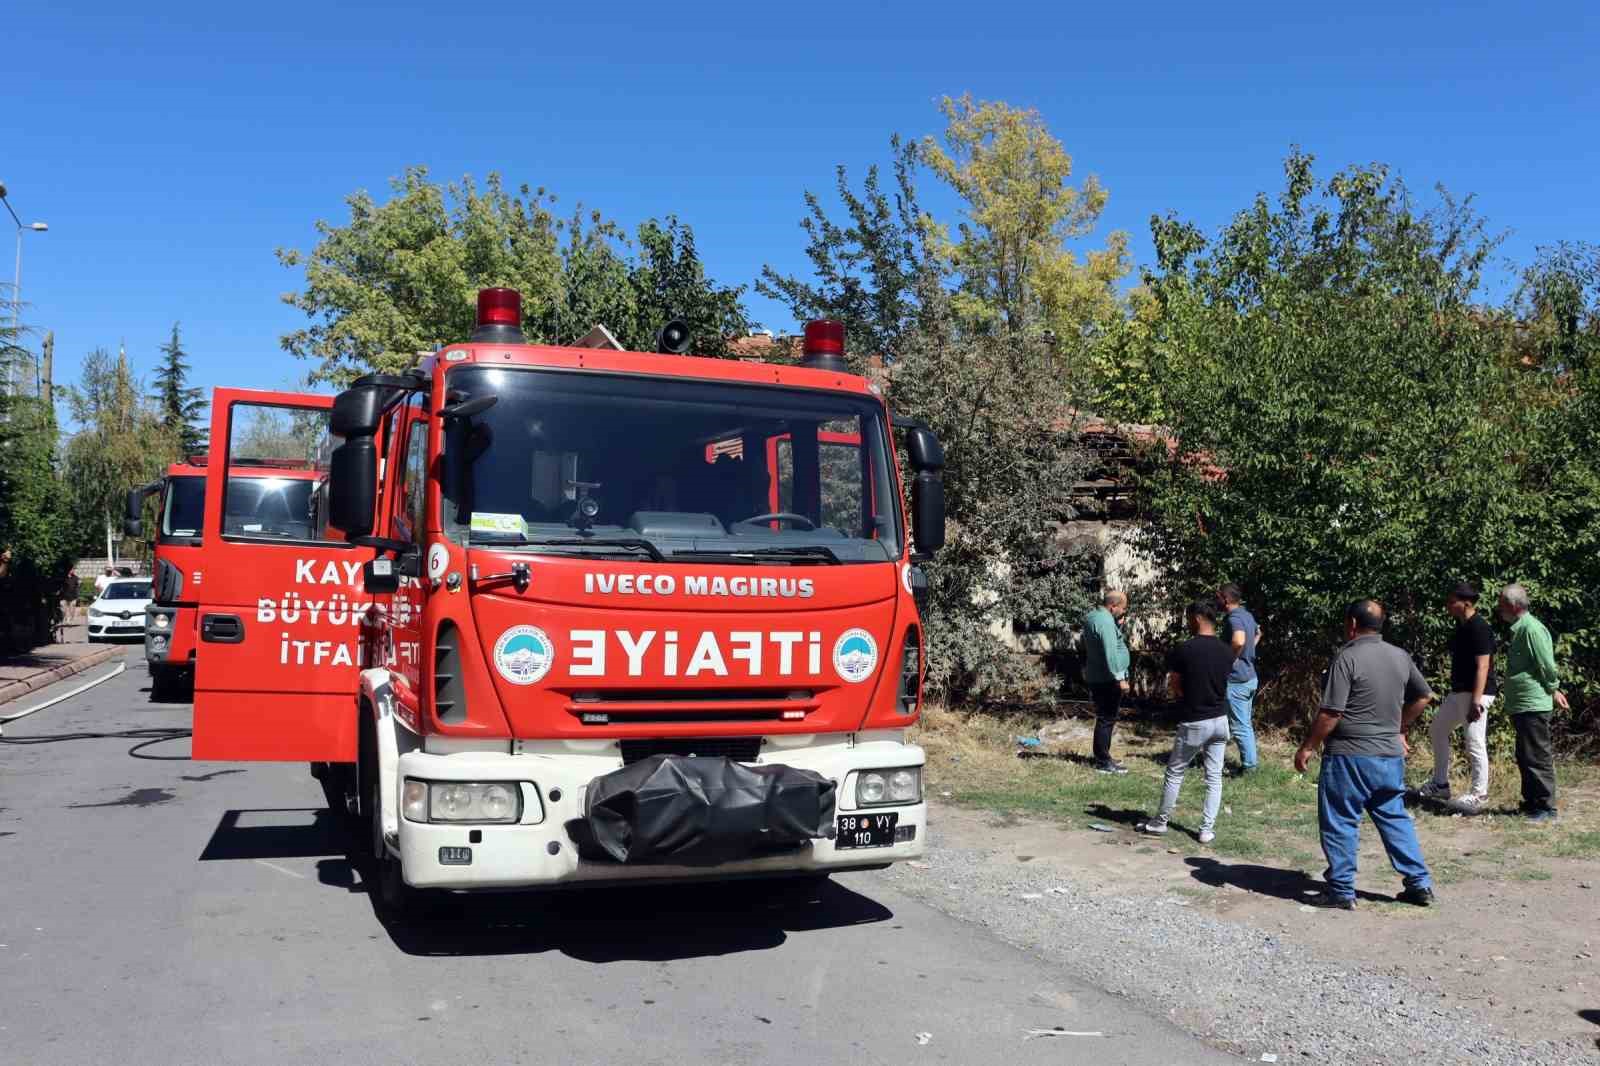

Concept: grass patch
[[916, 704, 1600, 886]]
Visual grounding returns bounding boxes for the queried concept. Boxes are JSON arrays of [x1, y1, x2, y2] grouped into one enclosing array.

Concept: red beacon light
[[471, 287, 526, 343], [799, 319, 847, 371]]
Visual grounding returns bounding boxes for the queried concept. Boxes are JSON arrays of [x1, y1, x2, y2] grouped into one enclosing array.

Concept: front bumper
[[393, 734, 926, 889], [89, 616, 145, 639]]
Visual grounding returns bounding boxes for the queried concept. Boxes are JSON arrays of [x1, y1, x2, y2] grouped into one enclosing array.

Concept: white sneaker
[[1417, 781, 1451, 801], [1449, 793, 1487, 814], [1198, 829, 1216, 845], [1136, 820, 1168, 836]]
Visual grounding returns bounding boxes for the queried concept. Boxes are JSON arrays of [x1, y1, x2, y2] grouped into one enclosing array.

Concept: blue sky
[[8, 1, 1597, 418]]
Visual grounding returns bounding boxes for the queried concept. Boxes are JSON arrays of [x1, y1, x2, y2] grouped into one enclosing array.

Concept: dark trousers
[[1089, 682, 1122, 763], [1512, 712, 1558, 812]]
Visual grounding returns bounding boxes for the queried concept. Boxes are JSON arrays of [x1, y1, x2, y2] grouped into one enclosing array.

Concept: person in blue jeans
[[1294, 599, 1436, 910], [1217, 584, 1261, 772]]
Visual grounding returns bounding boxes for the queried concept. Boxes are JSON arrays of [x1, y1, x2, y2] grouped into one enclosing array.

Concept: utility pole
[[0, 181, 50, 397], [40, 330, 53, 408]]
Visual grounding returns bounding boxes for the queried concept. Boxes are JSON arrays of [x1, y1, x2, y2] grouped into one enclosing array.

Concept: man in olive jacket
[[1496, 583, 1569, 821], [1082, 591, 1131, 774]]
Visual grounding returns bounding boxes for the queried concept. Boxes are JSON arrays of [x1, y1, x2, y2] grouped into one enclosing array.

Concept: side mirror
[[328, 437, 377, 538], [124, 483, 157, 538], [905, 427, 945, 473], [330, 387, 385, 438], [912, 471, 945, 557]]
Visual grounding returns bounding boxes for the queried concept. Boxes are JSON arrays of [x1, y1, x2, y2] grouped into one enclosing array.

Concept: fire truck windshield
[[222, 477, 318, 540], [442, 367, 903, 563], [160, 476, 206, 542]]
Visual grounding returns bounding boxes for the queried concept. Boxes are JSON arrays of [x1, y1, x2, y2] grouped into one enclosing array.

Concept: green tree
[[152, 322, 206, 454], [1129, 151, 1582, 721], [756, 135, 932, 362], [0, 319, 75, 647], [62, 347, 178, 557], [1504, 242, 1600, 736], [279, 168, 750, 384], [890, 285, 1096, 702], [920, 94, 1129, 341], [762, 102, 1106, 703]]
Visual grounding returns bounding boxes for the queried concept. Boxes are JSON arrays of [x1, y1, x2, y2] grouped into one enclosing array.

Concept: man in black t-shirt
[[1419, 582, 1497, 811], [1137, 601, 1235, 844]]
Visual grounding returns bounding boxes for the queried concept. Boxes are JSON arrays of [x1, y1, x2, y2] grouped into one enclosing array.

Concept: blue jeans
[[1317, 754, 1432, 900], [1226, 677, 1259, 769]]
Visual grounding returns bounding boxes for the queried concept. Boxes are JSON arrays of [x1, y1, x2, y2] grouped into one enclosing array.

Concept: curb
[[0, 646, 126, 709]]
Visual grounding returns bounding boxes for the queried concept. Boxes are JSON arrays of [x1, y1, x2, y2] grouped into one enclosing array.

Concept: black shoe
[[1094, 760, 1130, 775], [1397, 885, 1435, 907], [1526, 808, 1558, 823], [1302, 891, 1355, 911]]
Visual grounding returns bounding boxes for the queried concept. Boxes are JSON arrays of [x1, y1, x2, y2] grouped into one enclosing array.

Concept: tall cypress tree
[[152, 322, 205, 454]]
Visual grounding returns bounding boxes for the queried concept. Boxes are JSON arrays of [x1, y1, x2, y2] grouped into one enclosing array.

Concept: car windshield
[[161, 475, 205, 541], [103, 581, 152, 601], [441, 367, 902, 563], [222, 477, 317, 540]]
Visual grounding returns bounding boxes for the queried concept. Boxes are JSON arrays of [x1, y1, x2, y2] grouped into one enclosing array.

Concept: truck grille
[[565, 689, 817, 725], [618, 737, 762, 764]]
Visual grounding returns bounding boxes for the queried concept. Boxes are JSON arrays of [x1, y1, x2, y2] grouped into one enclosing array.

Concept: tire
[[149, 665, 184, 702]]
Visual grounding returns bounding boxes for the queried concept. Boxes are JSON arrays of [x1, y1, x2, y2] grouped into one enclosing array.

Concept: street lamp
[[0, 181, 49, 396]]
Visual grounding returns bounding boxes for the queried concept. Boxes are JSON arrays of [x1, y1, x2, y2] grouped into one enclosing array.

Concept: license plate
[[835, 812, 898, 849]]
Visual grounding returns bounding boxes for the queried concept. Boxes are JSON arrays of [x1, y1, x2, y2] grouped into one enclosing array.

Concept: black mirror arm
[[437, 394, 498, 420], [352, 535, 415, 556]]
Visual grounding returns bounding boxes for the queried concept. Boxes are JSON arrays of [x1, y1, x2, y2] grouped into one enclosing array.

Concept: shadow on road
[[198, 808, 348, 861], [370, 875, 894, 962], [198, 804, 896, 963], [1083, 803, 1147, 827], [1185, 855, 1393, 905]]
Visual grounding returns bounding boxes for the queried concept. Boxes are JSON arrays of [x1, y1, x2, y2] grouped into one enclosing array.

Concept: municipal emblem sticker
[[832, 627, 879, 684], [493, 625, 555, 686]]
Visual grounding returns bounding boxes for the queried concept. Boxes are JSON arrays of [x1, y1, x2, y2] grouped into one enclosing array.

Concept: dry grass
[[912, 703, 1600, 878]]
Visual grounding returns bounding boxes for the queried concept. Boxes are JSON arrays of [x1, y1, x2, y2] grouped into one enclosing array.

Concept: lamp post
[[0, 181, 50, 396]]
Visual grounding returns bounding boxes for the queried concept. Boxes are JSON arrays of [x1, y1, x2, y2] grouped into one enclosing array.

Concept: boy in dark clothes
[[1138, 601, 1236, 844]]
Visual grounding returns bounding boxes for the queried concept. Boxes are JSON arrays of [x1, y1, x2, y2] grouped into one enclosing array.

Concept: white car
[[87, 577, 154, 642]]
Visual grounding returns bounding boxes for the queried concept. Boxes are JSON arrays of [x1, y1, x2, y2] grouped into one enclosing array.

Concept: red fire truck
[[189, 290, 945, 911], [127, 453, 333, 699]]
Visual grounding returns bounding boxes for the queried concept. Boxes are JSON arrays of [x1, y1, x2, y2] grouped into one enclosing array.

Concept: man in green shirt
[[1496, 583, 1570, 822], [1082, 591, 1132, 774]]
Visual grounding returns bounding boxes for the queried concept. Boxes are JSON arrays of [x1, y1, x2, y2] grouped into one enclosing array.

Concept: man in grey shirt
[[1294, 599, 1435, 910]]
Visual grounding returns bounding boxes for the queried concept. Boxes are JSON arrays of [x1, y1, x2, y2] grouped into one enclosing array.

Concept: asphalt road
[[0, 650, 1235, 1066]]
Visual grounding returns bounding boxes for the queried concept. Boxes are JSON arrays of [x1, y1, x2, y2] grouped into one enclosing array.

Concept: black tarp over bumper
[[580, 755, 836, 864]]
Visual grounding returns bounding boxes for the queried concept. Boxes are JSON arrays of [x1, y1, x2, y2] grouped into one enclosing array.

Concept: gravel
[[883, 837, 1587, 1065]]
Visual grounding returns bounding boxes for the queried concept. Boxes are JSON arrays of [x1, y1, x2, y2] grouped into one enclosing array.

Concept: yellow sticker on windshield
[[470, 512, 528, 537]]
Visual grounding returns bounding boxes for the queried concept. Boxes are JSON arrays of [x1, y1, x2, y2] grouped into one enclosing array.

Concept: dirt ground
[[928, 786, 1600, 1052]]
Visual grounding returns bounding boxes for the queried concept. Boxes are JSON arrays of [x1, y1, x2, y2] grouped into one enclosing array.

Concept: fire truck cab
[[127, 449, 334, 699], [190, 290, 945, 912]]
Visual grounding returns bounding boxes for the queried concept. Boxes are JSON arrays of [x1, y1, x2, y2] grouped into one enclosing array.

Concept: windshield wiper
[[671, 545, 841, 565], [472, 534, 665, 562]]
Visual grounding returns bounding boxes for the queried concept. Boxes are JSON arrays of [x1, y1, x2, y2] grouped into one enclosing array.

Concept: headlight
[[152, 612, 171, 630], [403, 779, 523, 824], [857, 766, 921, 807], [88, 607, 105, 618]]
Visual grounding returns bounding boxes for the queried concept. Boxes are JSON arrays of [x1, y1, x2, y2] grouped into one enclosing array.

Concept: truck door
[[191, 388, 378, 761]]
